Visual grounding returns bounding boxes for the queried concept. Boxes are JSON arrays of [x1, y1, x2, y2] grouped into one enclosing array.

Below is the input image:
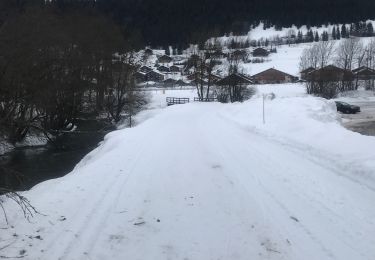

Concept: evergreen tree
[[336, 26, 341, 39], [321, 31, 328, 41], [314, 31, 319, 42], [341, 25, 347, 38], [367, 22, 374, 36], [332, 27, 336, 40], [349, 23, 354, 36], [165, 46, 170, 56], [297, 30, 303, 43], [306, 30, 314, 42]]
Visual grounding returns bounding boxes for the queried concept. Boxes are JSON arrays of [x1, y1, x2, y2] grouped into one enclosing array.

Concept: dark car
[[335, 101, 361, 114]]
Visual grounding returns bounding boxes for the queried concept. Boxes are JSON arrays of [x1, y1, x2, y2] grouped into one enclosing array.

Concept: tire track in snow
[[36, 137, 149, 260], [57, 140, 150, 260], [211, 113, 372, 259]]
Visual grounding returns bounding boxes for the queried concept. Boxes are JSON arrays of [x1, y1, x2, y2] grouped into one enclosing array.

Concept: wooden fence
[[166, 97, 190, 106]]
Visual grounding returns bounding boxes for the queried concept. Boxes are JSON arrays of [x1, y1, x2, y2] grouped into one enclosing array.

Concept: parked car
[[335, 101, 361, 114]]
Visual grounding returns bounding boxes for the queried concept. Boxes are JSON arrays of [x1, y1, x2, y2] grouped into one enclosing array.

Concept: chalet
[[139, 65, 153, 74], [216, 73, 254, 86], [186, 72, 221, 82], [210, 74, 222, 82], [158, 55, 173, 64], [163, 78, 177, 88], [252, 48, 269, 57], [300, 67, 316, 80], [170, 65, 181, 73], [230, 49, 248, 61], [190, 78, 208, 86], [175, 79, 188, 86], [144, 48, 153, 55], [134, 71, 147, 83], [157, 65, 170, 73], [306, 65, 354, 82], [352, 66, 375, 80], [146, 71, 164, 82], [187, 72, 199, 81], [206, 50, 226, 59], [251, 68, 299, 84]]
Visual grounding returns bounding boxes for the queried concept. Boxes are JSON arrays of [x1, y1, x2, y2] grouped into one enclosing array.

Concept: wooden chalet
[[134, 71, 147, 83], [306, 65, 354, 82], [158, 55, 173, 64], [144, 48, 153, 55], [146, 70, 164, 82], [139, 65, 153, 74], [352, 66, 375, 80], [216, 73, 254, 86], [252, 48, 269, 57], [230, 49, 248, 61], [206, 50, 226, 59], [170, 65, 181, 73], [163, 78, 177, 87], [157, 65, 170, 73], [300, 67, 316, 80], [251, 68, 298, 84], [175, 79, 189, 86]]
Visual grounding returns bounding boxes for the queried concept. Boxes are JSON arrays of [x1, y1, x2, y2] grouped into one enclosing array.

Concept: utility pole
[[263, 94, 265, 124]]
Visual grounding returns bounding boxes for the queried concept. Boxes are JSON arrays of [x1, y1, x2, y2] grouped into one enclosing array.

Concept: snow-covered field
[[1, 84, 375, 260]]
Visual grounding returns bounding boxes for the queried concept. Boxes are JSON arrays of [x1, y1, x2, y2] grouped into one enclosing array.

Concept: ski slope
[[1, 89, 375, 260]]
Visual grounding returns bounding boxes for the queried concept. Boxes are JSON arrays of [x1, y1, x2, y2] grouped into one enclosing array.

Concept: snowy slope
[[211, 20, 375, 43], [1, 86, 375, 260]]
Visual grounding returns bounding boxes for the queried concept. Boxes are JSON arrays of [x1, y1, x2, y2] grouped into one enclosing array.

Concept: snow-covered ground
[[211, 20, 375, 43], [1, 84, 375, 260]]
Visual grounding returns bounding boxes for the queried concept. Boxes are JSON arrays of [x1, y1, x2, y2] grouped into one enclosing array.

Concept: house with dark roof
[[157, 65, 170, 73], [216, 73, 254, 86], [175, 79, 189, 86], [144, 48, 153, 55], [352, 66, 375, 79], [252, 48, 269, 57], [158, 55, 173, 64], [306, 65, 354, 82], [134, 71, 147, 83], [170, 65, 181, 73], [300, 67, 316, 80], [230, 49, 248, 61], [206, 50, 226, 59], [146, 71, 164, 82], [139, 65, 153, 74], [163, 78, 177, 87], [251, 68, 298, 84]]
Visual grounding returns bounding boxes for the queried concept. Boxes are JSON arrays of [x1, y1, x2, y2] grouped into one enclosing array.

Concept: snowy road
[[341, 100, 375, 136], [1, 102, 375, 260]]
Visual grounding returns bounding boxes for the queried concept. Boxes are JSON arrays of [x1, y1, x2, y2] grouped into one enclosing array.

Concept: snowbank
[[219, 94, 375, 187]]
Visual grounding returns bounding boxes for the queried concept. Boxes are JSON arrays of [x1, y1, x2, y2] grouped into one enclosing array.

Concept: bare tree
[[299, 41, 335, 71], [335, 38, 364, 70], [364, 39, 375, 69]]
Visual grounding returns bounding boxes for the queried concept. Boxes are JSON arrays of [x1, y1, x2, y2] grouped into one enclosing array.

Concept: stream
[[0, 118, 115, 191]]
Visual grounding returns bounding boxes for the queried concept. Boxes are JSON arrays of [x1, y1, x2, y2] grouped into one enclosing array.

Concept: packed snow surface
[[1, 85, 375, 260]]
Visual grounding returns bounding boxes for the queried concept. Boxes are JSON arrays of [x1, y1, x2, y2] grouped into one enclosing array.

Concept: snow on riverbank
[[1, 85, 375, 260]]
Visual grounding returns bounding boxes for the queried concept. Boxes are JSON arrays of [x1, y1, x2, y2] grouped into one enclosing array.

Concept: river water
[[0, 118, 114, 191]]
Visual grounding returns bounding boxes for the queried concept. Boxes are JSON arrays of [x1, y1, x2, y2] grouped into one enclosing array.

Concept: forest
[[3, 0, 375, 48]]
